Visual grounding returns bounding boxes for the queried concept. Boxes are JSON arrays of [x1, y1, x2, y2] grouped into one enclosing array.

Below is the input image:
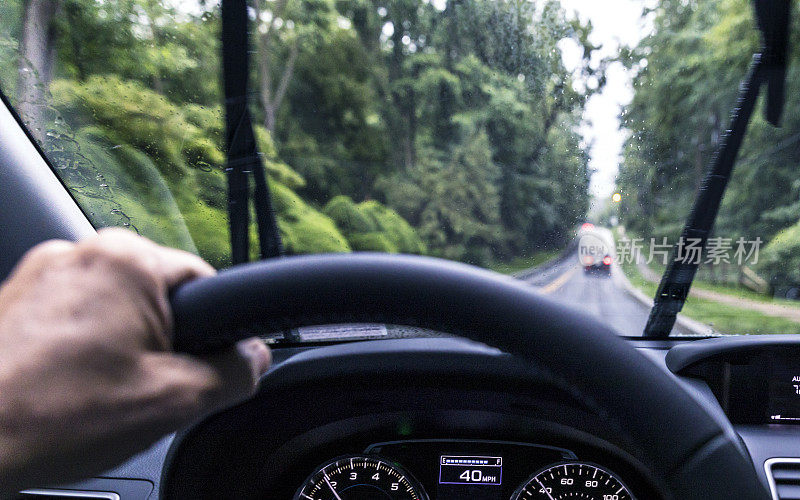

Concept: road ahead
[[524, 234, 700, 337]]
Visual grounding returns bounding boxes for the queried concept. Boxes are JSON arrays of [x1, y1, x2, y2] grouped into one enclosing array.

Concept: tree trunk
[[254, 0, 297, 134], [264, 103, 276, 133], [17, 0, 60, 143], [389, 21, 415, 169]]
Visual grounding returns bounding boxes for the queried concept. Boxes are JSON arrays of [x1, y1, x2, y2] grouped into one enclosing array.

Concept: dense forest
[[0, 0, 595, 268], [616, 0, 800, 286]]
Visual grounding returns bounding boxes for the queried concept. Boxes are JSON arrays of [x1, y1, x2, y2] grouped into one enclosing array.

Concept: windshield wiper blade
[[643, 0, 790, 337], [221, 0, 284, 264]]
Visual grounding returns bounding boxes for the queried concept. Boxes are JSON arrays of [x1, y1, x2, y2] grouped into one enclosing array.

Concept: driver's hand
[[0, 228, 271, 496]]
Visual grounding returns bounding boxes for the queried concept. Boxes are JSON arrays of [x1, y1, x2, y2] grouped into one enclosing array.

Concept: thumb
[[196, 337, 272, 410], [145, 338, 272, 429]]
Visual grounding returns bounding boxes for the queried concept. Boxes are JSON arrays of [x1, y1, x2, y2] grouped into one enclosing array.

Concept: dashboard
[[19, 334, 800, 499], [292, 440, 635, 499], [666, 337, 800, 426], [157, 337, 663, 499]]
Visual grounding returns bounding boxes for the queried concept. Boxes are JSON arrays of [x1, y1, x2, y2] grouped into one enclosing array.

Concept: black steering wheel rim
[[170, 253, 767, 499]]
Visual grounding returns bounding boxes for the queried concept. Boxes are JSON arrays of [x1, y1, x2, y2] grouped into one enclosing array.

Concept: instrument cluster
[[293, 440, 635, 500]]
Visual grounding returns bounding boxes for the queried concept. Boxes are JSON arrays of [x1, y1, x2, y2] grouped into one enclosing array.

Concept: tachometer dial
[[294, 455, 428, 500], [511, 462, 635, 500]]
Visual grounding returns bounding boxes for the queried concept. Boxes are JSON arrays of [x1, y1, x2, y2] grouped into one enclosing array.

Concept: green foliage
[[272, 182, 351, 253], [617, 0, 800, 287], [57, 0, 222, 105], [324, 195, 377, 234], [0, 0, 594, 269], [45, 74, 351, 264], [359, 200, 426, 254], [622, 252, 800, 335], [323, 195, 426, 253], [348, 232, 399, 252], [279, 25, 388, 201], [489, 251, 559, 274], [279, 0, 592, 261], [382, 129, 504, 264], [254, 125, 307, 189], [758, 221, 800, 286], [51, 75, 223, 178], [0, 0, 21, 99]]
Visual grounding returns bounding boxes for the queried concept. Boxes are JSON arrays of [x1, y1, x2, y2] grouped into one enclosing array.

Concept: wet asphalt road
[[278, 231, 696, 343], [524, 247, 695, 337]]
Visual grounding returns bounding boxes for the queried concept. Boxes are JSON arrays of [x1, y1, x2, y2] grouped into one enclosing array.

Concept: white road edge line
[[611, 261, 713, 337]]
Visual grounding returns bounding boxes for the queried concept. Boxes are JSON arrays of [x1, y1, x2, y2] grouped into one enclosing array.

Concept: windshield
[[1, 0, 799, 338]]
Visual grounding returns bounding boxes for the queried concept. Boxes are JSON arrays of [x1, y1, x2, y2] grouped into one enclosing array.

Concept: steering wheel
[[169, 253, 767, 499]]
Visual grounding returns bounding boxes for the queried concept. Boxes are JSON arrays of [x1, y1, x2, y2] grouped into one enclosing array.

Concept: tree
[[16, 0, 60, 142], [618, 0, 800, 245], [255, 0, 299, 132], [253, 0, 336, 132], [2, 0, 596, 267]]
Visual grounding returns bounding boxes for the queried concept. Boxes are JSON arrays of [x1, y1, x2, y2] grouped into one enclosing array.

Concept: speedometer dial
[[293, 455, 428, 500], [511, 462, 635, 500]]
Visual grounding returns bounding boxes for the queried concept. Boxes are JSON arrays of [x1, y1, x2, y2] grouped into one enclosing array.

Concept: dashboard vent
[[766, 458, 800, 500], [16, 490, 119, 500]]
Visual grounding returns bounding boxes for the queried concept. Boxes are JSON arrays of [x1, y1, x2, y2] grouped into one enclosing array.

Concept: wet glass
[[1, 0, 799, 337]]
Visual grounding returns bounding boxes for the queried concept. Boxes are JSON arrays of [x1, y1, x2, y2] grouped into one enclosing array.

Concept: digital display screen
[[436, 455, 503, 500], [439, 455, 502, 485], [768, 365, 800, 424]]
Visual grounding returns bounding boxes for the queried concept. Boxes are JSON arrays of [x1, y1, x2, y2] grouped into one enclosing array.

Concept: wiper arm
[[757, 0, 791, 126], [221, 0, 284, 264], [643, 57, 763, 337], [643, 0, 790, 337]]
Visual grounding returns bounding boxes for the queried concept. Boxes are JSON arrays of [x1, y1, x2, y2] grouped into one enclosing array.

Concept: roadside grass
[[638, 253, 800, 307], [620, 259, 800, 335], [691, 280, 800, 305], [489, 251, 560, 275], [614, 227, 800, 307]]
